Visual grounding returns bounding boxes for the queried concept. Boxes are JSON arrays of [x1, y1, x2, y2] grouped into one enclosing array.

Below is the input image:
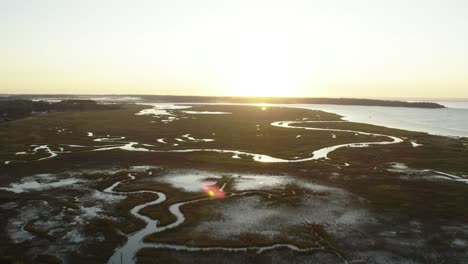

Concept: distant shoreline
[[1, 94, 445, 109]]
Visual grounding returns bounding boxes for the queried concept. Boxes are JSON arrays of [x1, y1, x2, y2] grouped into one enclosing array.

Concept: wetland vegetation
[[0, 101, 467, 264]]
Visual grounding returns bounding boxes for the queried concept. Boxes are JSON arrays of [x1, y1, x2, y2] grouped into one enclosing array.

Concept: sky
[[1, 0, 468, 98]]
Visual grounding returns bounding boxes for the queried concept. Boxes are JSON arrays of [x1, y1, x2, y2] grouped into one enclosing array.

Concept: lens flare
[[202, 183, 226, 198]]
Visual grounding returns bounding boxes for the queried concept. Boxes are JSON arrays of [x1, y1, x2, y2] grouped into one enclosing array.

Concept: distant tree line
[[0, 99, 120, 122], [3, 94, 445, 108], [136, 95, 445, 108]]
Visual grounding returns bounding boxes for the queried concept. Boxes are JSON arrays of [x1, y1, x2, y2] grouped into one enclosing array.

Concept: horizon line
[[1, 93, 468, 101]]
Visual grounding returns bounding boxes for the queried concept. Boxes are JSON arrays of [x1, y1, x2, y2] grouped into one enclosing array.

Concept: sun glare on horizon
[[221, 23, 305, 97], [225, 55, 302, 97], [1, 1, 468, 98]]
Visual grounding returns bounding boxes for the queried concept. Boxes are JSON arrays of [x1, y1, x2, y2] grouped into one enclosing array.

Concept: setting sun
[[3, 0, 468, 98], [224, 32, 302, 97], [2, 1, 468, 263]]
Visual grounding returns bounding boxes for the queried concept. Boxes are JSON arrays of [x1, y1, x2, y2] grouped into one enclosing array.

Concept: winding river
[[19, 120, 403, 164], [7, 112, 406, 263], [102, 120, 401, 263], [105, 174, 349, 264]]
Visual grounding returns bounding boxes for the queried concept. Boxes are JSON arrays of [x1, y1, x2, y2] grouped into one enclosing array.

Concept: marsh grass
[[0, 104, 467, 263]]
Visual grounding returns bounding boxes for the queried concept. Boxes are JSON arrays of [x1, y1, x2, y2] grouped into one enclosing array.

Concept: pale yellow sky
[[1, 0, 468, 98]]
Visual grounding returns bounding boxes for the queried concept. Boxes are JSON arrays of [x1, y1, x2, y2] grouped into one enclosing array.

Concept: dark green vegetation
[[0, 99, 120, 123], [0, 103, 466, 263]]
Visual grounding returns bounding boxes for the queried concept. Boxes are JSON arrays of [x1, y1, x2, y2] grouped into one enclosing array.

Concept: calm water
[[283, 102, 468, 138], [178, 101, 468, 138]]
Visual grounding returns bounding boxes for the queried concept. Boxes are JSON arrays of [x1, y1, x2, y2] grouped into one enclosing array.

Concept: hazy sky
[[1, 0, 468, 98]]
